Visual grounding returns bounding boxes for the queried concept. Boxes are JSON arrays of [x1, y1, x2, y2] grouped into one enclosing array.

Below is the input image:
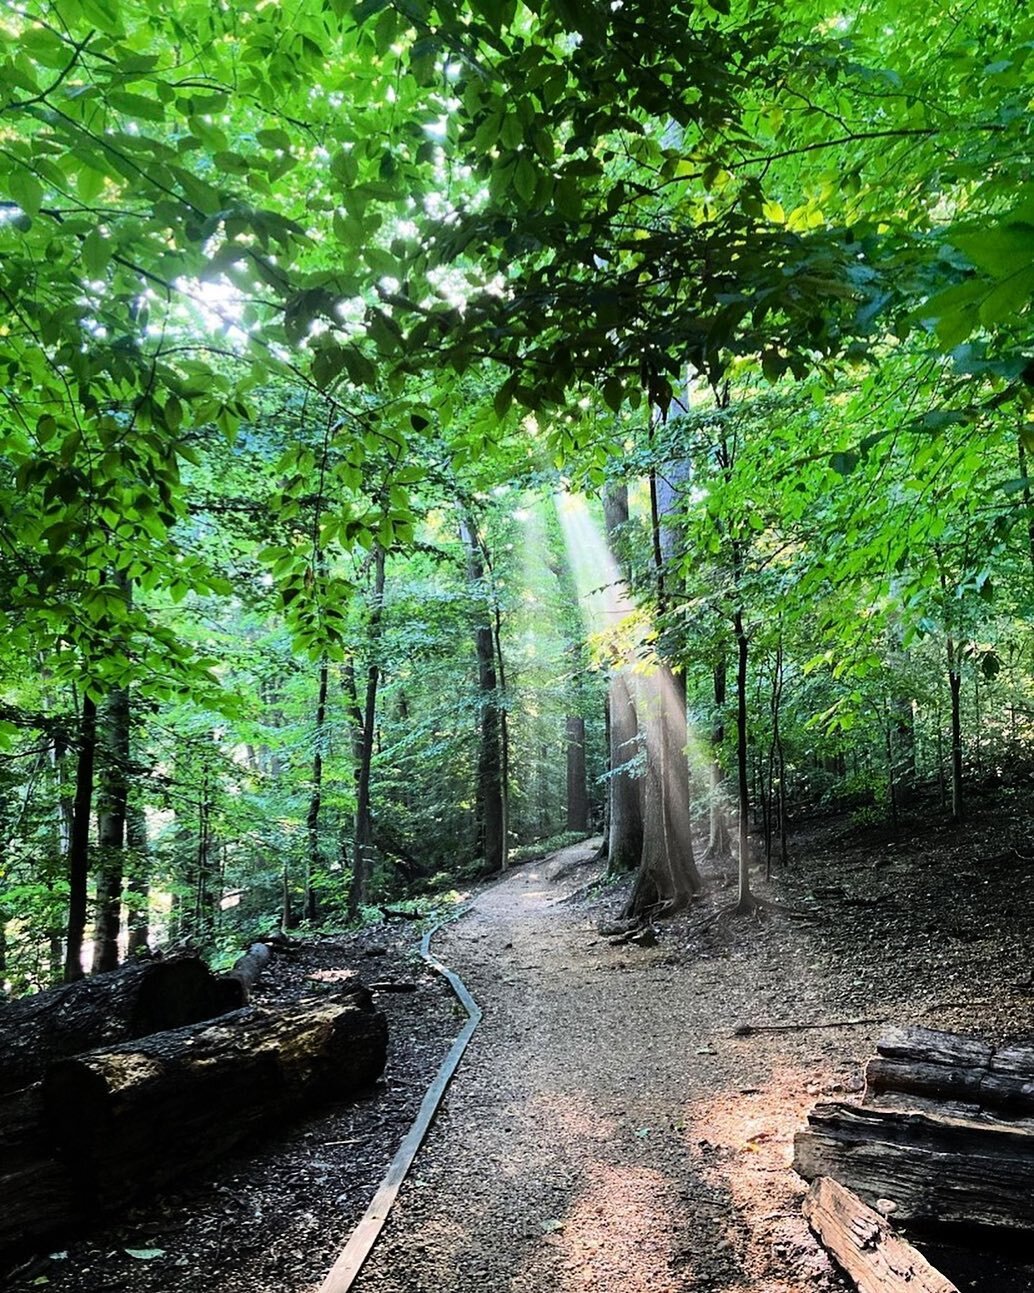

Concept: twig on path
[[732, 1016, 887, 1038]]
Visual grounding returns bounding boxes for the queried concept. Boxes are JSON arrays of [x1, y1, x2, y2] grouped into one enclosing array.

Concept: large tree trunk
[[0, 1083, 76, 1259], [602, 485, 643, 873], [565, 714, 588, 832], [347, 547, 386, 917], [606, 673, 643, 873], [64, 693, 98, 982], [0, 954, 243, 1094], [92, 685, 130, 973], [622, 667, 702, 919]]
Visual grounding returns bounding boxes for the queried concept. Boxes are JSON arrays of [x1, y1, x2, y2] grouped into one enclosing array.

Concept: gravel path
[[345, 842, 853, 1293]]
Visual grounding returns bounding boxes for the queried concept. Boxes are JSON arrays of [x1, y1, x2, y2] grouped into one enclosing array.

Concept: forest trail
[[345, 841, 852, 1293]]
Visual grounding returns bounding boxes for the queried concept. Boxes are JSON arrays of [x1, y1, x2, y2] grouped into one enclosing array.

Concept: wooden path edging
[[317, 909, 482, 1293]]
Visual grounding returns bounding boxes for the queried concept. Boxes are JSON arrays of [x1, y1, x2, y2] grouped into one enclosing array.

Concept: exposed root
[[715, 893, 815, 928]]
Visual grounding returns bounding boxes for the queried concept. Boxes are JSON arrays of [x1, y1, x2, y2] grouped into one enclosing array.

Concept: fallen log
[[42, 991, 387, 1211], [0, 1084, 75, 1259], [794, 1101, 1034, 1233], [0, 954, 244, 1094], [864, 1026, 1034, 1118], [804, 1176, 959, 1293], [226, 941, 272, 1000]]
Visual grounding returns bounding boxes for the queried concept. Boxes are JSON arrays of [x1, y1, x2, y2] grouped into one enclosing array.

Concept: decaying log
[[804, 1177, 959, 1293], [226, 941, 272, 999], [0, 1084, 75, 1258], [42, 991, 387, 1210], [865, 1026, 1034, 1118], [0, 955, 243, 1094], [794, 1101, 1034, 1232]]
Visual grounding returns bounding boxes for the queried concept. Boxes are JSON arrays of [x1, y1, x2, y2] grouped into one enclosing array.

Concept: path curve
[[340, 841, 850, 1293]]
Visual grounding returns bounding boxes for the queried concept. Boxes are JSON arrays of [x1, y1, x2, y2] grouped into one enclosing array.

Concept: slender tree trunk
[[125, 804, 149, 956], [462, 517, 505, 874], [347, 547, 385, 917], [92, 687, 130, 973], [734, 609, 752, 913], [1018, 437, 1034, 575], [947, 639, 964, 824], [566, 715, 588, 832], [64, 694, 98, 982], [305, 657, 329, 925], [491, 600, 510, 865], [705, 659, 732, 861]]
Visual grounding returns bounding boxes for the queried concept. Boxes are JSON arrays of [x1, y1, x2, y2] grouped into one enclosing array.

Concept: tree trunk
[[92, 686, 130, 974], [607, 672, 643, 873], [705, 659, 732, 861], [124, 804, 150, 956], [64, 693, 98, 982], [734, 609, 752, 912], [622, 666, 702, 919], [0, 954, 243, 1094], [462, 517, 505, 874], [947, 641, 964, 824], [306, 656, 330, 925], [565, 715, 588, 832], [347, 546, 385, 917]]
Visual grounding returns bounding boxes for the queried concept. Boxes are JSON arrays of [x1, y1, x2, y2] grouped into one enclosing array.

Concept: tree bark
[[462, 517, 505, 874], [734, 608, 752, 911], [347, 546, 386, 917], [124, 804, 150, 956], [566, 714, 588, 832], [92, 686, 130, 973], [705, 658, 733, 861], [606, 672, 643, 873], [64, 693, 98, 982], [622, 666, 702, 919], [306, 655, 330, 925], [864, 1026, 1034, 1118]]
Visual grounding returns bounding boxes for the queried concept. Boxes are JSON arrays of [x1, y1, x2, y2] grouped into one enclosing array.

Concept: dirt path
[[345, 841, 855, 1293]]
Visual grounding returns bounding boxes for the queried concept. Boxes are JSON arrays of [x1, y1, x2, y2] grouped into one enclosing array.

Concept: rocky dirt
[[6, 786, 1033, 1293]]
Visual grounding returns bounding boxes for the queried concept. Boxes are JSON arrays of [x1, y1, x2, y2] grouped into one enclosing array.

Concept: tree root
[[716, 893, 815, 927]]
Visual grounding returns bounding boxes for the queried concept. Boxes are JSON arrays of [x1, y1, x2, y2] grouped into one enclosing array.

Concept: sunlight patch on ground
[[681, 1063, 838, 1292], [525, 1161, 688, 1293]]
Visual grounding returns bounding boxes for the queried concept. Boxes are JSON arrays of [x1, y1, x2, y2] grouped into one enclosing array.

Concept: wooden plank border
[[317, 909, 481, 1293]]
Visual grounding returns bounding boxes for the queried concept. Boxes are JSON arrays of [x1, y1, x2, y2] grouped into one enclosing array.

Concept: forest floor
[[7, 785, 1034, 1293]]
